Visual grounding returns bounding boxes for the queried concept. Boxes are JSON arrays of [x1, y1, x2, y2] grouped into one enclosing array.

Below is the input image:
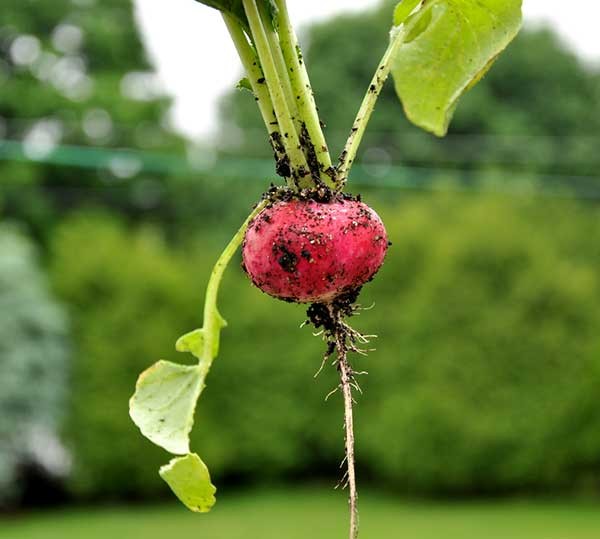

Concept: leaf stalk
[[242, 0, 310, 187], [200, 199, 268, 368], [222, 14, 286, 167], [336, 27, 407, 188], [257, 2, 300, 129], [276, 0, 335, 187]]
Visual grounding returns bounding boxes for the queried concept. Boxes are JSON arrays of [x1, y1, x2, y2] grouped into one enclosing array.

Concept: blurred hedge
[[51, 193, 600, 499], [359, 194, 600, 494]]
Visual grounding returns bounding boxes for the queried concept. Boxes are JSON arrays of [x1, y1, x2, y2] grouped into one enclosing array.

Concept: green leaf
[[195, 1, 248, 30], [194, 0, 278, 32], [160, 454, 216, 513], [177, 311, 226, 362], [129, 360, 205, 455], [236, 77, 253, 92], [129, 200, 265, 508], [394, 0, 422, 26], [176, 329, 205, 359], [390, 0, 522, 136]]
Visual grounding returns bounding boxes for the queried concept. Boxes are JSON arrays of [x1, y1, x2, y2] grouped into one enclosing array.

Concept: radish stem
[[336, 27, 406, 187], [242, 0, 310, 187], [200, 199, 269, 368], [276, 0, 335, 187], [222, 15, 286, 167], [258, 3, 300, 131]]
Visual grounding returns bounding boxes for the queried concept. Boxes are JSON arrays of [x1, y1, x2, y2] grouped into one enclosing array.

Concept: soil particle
[[273, 243, 298, 273], [299, 122, 323, 184], [276, 155, 292, 178]]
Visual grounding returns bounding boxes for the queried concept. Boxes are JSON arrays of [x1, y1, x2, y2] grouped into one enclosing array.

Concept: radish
[[242, 197, 388, 303], [129, 1, 523, 537]]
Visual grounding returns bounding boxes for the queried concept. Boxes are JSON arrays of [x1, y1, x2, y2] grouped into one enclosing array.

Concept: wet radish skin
[[242, 198, 388, 303]]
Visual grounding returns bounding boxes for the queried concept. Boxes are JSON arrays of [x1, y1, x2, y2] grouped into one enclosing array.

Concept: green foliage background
[[0, 0, 186, 243], [3, 0, 600, 504], [51, 194, 600, 498]]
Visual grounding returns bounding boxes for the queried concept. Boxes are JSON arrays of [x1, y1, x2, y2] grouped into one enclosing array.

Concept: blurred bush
[[359, 194, 600, 494], [2, 0, 599, 506], [50, 194, 600, 499], [50, 214, 199, 498], [50, 211, 339, 499], [0, 225, 69, 506]]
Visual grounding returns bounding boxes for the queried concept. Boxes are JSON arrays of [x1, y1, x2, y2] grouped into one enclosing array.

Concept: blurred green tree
[[0, 0, 188, 241], [0, 225, 69, 506]]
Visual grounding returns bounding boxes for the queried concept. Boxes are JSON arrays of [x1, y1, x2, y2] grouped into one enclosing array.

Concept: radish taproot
[[242, 197, 388, 303]]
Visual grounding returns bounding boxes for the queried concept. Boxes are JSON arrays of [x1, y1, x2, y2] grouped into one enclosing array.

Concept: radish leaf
[[236, 77, 253, 91], [160, 454, 216, 513], [194, 0, 279, 32], [129, 360, 205, 455], [390, 0, 522, 136], [194, 1, 248, 29], [175, 329, 206, 358], [176, 317, 226, 359], [129, 201, 265, 463], [393, 0, 422, 26]]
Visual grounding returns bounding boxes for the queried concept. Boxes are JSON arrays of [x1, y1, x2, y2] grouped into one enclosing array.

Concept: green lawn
[[2, 487, 600, 539]]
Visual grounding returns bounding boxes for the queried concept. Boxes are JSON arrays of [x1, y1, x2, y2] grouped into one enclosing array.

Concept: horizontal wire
[[2, 139, 600, 200]]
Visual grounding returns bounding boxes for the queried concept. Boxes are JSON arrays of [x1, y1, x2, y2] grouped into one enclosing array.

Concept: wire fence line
[[2, 138, 600, 200]]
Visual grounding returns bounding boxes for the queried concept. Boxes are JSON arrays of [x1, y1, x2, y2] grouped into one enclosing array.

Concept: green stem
[[258, 3, 300, 131], [242, 0, 310, 187], [336, 27, 406, 188], [222, 14, 286, 167], [201, 199, 268, 366], [276, 0, 335, 187]]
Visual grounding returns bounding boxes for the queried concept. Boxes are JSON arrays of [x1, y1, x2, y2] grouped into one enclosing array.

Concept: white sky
[[134, 1, 600, 141]]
